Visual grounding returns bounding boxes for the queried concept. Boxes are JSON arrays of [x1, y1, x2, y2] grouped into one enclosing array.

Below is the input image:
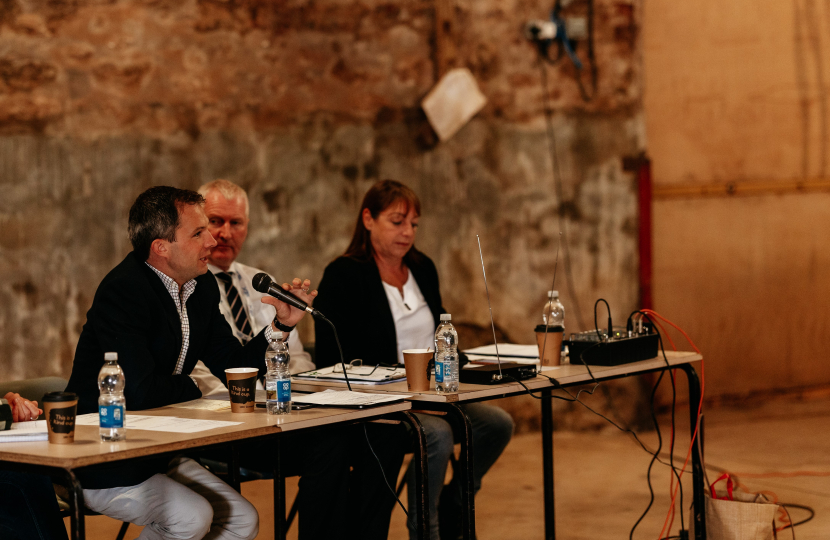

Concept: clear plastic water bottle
[[264, 335, 291, 415], [98, 351, 126, 442], [434, 314, 459, 393], [542, 290, 565, 329]]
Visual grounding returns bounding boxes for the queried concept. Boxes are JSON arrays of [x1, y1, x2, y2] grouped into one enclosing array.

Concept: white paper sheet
[[540, 365, 563, 372], [167, 399, 232, 411], [0, 420, 48, 442], [75, 413, 241, 433], [292, 390, 409, 407], [464, 354, 540, 366], [464, 344, 540, 358], [74, 413, 101, 425]]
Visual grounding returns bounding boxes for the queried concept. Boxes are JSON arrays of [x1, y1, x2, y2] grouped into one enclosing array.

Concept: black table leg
[[227, 443, 241, 493], [63, 468, 86, 540], [273, 436, 287, 540], [400, 411, 431, 540], [542, 389, 555, 540], [679, 363, 706, 540], [444, 403, 475, 540]]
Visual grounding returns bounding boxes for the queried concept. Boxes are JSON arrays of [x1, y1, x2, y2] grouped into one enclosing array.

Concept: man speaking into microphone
[[65, 185, 347, 540]]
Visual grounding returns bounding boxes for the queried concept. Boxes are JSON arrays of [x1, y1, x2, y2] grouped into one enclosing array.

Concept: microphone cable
[[312, 312, 352, 392], [315, 311, 415, 529]]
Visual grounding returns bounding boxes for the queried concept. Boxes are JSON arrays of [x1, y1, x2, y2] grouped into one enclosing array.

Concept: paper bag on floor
[[690, 473, 778, 540]]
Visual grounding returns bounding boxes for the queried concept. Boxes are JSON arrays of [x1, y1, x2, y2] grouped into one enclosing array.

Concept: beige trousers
[[83, 456, 258, 540]]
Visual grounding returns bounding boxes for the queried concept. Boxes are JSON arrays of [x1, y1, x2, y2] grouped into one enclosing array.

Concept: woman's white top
[[381, 270, 435, 363]]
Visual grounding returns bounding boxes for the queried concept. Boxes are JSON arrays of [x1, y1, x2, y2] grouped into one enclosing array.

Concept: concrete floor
[[75, 395, 830, 539]]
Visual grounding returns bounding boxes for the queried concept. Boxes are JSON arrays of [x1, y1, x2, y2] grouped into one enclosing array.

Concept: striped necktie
[[216, 272, 253, 338]]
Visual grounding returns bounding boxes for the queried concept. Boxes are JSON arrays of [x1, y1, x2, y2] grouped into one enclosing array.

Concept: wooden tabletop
[[0, 401, 411, 470], [293, 351, 702, 403]]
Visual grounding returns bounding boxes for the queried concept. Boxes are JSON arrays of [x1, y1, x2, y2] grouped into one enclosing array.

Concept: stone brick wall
[[0, 0, 646, 429]]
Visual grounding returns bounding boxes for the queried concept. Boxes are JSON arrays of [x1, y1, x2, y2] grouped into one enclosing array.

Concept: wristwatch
[[272, 316, 295, 333]]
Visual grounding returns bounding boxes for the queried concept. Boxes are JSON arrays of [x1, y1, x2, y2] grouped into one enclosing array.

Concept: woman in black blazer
[[315, 180, 513, 540]]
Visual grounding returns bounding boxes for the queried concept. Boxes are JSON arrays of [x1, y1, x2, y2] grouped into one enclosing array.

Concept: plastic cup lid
[[225, 367, 259, 373], [43, 392, 78, 402]]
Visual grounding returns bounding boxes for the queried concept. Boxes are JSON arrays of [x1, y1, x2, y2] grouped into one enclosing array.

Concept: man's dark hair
[[128, 186, 205, 260]]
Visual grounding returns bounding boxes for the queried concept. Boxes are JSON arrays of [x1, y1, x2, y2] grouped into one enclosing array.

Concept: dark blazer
[[67, 252, 269, 415], [313, 252, 446, 368], [66, 252, 270, 489]]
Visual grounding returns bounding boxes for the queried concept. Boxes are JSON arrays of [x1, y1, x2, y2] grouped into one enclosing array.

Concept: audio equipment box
[[566, 332, 658, 367], [460, 362, 538, 385]]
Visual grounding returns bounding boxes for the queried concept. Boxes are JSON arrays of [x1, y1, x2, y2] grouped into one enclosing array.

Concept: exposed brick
[[0, 0, 647, 429], [0, 57, 58, 91]]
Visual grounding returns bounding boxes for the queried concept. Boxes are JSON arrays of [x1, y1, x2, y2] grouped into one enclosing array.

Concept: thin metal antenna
[[539, 232, 563, 364], [476, 235, 503, 381]]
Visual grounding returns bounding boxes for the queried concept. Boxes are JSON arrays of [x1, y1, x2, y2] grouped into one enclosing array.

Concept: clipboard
[[293, 364, 407, 385]]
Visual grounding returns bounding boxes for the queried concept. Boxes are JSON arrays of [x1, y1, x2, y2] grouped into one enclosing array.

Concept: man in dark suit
[[66, 186, 346, 540]]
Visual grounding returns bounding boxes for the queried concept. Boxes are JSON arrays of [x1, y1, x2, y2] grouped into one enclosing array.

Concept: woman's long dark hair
[[343, 179, 422, 265]]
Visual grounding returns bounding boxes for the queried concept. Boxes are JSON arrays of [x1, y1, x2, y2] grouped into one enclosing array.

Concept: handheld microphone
[[251, 273, 322, 318]]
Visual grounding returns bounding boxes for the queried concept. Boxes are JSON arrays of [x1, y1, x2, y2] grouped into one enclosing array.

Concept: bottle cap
[[440, 314, 452, 321], [548, 290, 558, 298], [269, 332, 285, 343], [104, 352, 118, 361]]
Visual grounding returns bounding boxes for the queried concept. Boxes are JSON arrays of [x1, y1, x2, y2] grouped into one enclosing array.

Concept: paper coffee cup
[[403, 349, 433, 392], [42, 392, 78, 444], [535, 325, 564, 367], [225, 368, 259, 413]]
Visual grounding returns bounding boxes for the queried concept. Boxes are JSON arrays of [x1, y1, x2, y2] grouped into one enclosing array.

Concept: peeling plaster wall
[[0, 0, 645, 429]]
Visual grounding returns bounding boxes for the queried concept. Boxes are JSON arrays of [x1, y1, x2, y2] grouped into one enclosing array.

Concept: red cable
[[638, 309, 704, 540], [665, 369, 678, 534]]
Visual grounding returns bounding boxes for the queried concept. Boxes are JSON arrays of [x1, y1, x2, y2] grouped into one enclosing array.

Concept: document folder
[[293, 365, 407, 385]]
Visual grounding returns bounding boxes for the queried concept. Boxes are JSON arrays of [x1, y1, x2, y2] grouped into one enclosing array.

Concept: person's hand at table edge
[[3, 392, 43, 422]]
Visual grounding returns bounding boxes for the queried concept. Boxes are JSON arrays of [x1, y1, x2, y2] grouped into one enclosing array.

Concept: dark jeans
[[407, 403, 514, 540], [0, 471, 68, 540], [347, 422, 409, 540]]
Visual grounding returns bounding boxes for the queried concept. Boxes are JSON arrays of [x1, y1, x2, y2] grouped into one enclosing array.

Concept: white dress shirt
[[382, 270, 436, 364], [144, 262, 197, 375], [189, 261, 315, 395]]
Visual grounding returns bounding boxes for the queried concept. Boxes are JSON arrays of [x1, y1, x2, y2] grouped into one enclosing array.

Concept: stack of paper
[[292, 390, 410, 408], [463, 344, 541, 367], [464, 344, 540, 359], [0, 420, 48, 442]]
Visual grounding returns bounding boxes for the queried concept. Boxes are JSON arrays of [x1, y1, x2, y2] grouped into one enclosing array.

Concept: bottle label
[[99, 405, 124, 428], [277, 380, 291, 403], [435, 361, 444, 383]]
